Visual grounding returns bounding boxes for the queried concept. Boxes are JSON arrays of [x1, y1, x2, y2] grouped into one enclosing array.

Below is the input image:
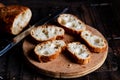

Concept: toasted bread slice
[[34, 40, 66, 62], [81, 30, 107, 53], [67, 42, 91, 64], [57, 14, 86, 35], [0, 5, 32, 35], [30, 25, 65, 42]]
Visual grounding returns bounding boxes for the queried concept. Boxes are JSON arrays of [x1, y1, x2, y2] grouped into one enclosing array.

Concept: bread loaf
[[81, 30, 107, 53], [30, 25, 65, 42], [0, 5, 32, 35], [57, 14, 86, 35], [67, 42, 91, 64], [34, 40, 66, 62]]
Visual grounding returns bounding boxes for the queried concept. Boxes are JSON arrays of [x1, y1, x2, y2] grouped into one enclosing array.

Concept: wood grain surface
[[22, 25, 108, 78]]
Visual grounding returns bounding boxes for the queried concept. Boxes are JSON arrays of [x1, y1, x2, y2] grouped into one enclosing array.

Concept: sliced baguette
[[67, 42, 91, 64], [34, 40, 66, 62], [0, 5, 32, 35], [81, 30, 107, 53], [30, 25, 65, 42], [57, 14, 86, 35]]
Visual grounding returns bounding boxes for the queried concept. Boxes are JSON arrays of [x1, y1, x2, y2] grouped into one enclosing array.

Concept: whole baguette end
[[0, 5, 32, 35]]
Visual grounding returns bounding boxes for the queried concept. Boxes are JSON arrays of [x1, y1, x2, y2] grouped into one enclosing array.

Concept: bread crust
[[0, 5, 32, 35], [30, 25, 65, 42], [36, 48, 60, 62], [34, 40, 66, 62], [81, 30, 107, 53], [66, 42, 91, 64], [57, 14, 86, 35]]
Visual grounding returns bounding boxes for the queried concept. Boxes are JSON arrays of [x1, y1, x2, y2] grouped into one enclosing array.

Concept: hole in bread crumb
[[36, 34, 38, 37], [78, 22, 81, 24], [44, 51, 49, 55], [31, 31, 34, 35], [94, 39, 100, 44], [85, 33, 88, 36], [42, 30, 45, 33], [94, 38, 105, 47], [61, 19, 66, 24], [59, 29, 62, 31], [18, 26, 22, 29]]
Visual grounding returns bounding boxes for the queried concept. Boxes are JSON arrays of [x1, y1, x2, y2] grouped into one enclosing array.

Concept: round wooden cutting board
[[22, 25, 108, 78]]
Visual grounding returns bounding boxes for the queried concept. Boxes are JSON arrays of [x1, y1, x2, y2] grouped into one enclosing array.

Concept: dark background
[[0, 0, 120, 80]]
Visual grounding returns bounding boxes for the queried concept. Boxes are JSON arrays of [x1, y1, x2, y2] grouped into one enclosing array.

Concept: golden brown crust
[[0, 5, 32, 35], [34, 40, 66, 62], [37, 50, 60, 62], [80, 30, 107, 53], [67, 48, 90, 65], [30, 25, 65, 42], [66, 42, 91, 64], [57, 13, 86, 35], [83, 40, 107, 53]]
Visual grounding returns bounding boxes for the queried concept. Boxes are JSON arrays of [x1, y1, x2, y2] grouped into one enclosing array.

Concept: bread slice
[[0, 5, 32, 35], [81, 30, 107, 53], [30, 25, 65, 42], [57, 14, 86, 35], [34, 40, 66, 62], [67, 42, 91, 64]]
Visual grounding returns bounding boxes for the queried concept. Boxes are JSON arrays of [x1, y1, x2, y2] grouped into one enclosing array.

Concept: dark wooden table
[[0, 0, 120, 80]]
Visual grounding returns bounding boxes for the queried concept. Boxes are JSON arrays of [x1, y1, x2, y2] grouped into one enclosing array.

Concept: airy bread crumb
[[67, 42, 91, 64], [81, 30, 107, 53], [30, 25, 65, 42], [57, 14, 86, 34], [34, 40, 66, 62], [0, 5, 32, 35]]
